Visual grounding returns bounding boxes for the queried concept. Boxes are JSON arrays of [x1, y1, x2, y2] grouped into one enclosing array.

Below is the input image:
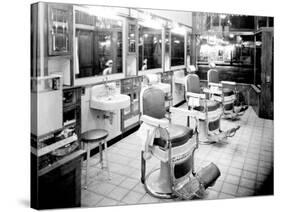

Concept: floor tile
[[80, 106, 273, 206], [107, 187, 130, 201], [119, 178, 139, 190], [241, 170, 257, 181], [96, 197, 119, 207], [87, 182, 116, 196], [218, 192, 235, 199], [221, 182, 238, 196], [81, 190, 104, 207], [121, 190, 144, 204], [227, 167, 243, 177], [225, 174, 240, 185], [132, 182, 146, 194], [239, 177, 256, 190], [138, 193, 160, 204], [236, 186, 255, 197]]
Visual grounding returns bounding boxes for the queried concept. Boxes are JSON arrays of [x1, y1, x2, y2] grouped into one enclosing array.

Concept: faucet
[[103, 76, 110, 96]]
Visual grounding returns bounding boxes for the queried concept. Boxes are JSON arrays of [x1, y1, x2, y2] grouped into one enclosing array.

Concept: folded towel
[[137, 122, 161, 159], [188, 97, 200, 107]]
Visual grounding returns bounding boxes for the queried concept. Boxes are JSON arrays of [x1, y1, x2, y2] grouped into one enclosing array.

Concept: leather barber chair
[[206, 63, 248, 120], [139, 87, 221, 200], [184, 73, 240, 144]]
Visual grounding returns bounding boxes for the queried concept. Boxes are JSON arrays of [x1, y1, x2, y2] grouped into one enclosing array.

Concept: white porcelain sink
[[152, 83, 171, 93], [90, 94, 130, 111]]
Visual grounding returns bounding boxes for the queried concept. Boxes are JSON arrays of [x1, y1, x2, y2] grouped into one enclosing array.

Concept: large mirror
[[164, 28, 170, 70], [171, 32, 185, 66], [74, 8, 123, 78], [186, 29, 192, 66], [138, 25, 162, 71]]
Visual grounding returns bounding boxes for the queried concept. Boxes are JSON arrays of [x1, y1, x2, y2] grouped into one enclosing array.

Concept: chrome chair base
[[143, 163, 175, 199]]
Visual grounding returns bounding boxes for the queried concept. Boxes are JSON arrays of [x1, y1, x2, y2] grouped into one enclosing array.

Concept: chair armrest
[[186, 92, 206, 99], [140, 115, 169, 128], [221, 81, 237, 86], [170, 107, 198, 118]]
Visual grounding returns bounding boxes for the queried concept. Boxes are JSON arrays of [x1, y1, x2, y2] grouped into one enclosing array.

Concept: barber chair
[[183, 73, 240, 144], [139, 87, 221, 200], [206, 66, 248, 120]]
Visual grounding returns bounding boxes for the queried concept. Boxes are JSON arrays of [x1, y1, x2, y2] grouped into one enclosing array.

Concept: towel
[[74, 37, 80, 74], [188, 97, 200, 107], [136, 122, 160, 160]]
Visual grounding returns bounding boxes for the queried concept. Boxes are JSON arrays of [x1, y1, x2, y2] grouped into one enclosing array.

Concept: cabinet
[[31, 86, 84, 209], [48, 4, 72, 56], [121, 77, 142, 131], [253, 28, 273, 119], [161, 71, 173, 108]]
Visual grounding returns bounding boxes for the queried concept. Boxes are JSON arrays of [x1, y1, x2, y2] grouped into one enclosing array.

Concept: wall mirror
[[186, 28, 192, 65], [171, 31, 185, 66], [138, 25, 162, 71], [74, 7, 123, 78], [164, 28, 171, 70]]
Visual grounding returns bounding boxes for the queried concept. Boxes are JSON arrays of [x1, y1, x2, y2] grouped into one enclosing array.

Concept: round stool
[[81, 129, 110, 189]]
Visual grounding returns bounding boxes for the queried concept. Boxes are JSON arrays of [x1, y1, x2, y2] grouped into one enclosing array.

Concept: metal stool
[[81, 129, 110, 189]]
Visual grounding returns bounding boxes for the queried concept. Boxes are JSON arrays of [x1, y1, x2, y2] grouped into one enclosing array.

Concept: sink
[[152, 83, 171, 93], [90, 94, 130, 111]]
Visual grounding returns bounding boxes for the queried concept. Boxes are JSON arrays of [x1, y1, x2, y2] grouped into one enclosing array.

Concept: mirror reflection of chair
[[184, 73, 240, 144], [206, 63, 248, 120]]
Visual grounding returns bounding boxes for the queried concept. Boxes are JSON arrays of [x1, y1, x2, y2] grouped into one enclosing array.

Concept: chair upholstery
[[222, 88, 234, 96], [186, 74, 220, 112], [186, 74, 201, 94], [194, 100, 220, 112], [143, 88, 166, 119], [154, 124, 194, 148], [208, 69, 219, 84]]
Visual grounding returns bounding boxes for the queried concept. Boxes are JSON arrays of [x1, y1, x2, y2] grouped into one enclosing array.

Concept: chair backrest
[[185, 74, 201, 94], [142, 87, 166, 119], [208, 69, 219, 83]]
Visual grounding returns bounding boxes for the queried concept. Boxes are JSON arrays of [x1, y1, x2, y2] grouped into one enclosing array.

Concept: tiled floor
[[81, 106, 273, 208]]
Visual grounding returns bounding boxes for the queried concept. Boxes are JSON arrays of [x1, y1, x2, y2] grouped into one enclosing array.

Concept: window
[[75, 10, 123, 78], [138, 25, 162, 71]]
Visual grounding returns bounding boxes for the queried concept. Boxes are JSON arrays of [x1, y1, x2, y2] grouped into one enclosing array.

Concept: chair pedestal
[[144, 161, 174, 199]]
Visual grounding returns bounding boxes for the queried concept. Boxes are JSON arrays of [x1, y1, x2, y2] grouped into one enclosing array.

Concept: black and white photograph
[[0, 0, 278, 211], [30, 1, 274, 210]]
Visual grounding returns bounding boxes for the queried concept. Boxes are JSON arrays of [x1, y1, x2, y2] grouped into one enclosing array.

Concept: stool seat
[[82, 129, 108, 142]]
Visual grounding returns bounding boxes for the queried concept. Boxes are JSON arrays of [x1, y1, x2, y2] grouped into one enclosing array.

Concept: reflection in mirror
[[75, 9, 123, 78], [138, 25, 162, 71], [128, 24, 136, 53], [171, 33, 184, 66], [164, 29, 170, 70], [186, 31, 191, 65]]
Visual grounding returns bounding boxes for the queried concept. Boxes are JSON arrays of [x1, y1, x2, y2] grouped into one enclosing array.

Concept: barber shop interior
[[30, 2, 274, 209]]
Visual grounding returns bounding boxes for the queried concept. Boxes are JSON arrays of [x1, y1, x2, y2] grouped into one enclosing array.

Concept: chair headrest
[[185, 74, 201, 94], [208, 69, 219, 83], [142, 87, 166, 119]]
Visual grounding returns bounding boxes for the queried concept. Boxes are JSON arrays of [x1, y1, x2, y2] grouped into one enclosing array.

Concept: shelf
[[33, 134, 78, 157], [38, 150, 85, 177]]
